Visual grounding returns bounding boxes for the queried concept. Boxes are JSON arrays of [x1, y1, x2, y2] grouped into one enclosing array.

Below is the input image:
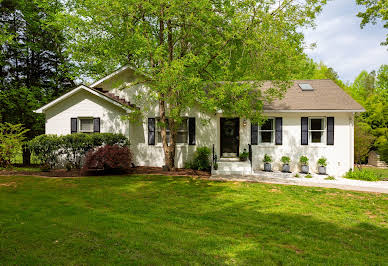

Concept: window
[[259, 118, 274, 143], [79, 118, 94, 133], [157, 118, 188, 144], [309, 118, 325, 144]]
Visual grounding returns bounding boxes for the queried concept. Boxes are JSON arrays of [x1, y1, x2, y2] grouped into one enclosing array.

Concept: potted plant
[[317, 157, 327, 175], [239, 149, 249, 161], [281, 156, 291, 173], [299, 155, 309, 174], [263, 154, 272, 172]]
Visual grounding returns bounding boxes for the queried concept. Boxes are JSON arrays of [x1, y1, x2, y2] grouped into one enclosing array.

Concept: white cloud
[[303, 0, 388, 82]]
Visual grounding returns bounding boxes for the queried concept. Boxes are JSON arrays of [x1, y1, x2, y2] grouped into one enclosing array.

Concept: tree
[[354, 123, 375, 168], [0, 122, 29, 168], [45, 0, 326, 170], [356, 0, 387, 46], [0, 0, 75, 164]]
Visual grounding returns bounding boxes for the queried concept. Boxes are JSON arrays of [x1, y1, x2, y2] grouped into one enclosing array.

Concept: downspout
[[350, 113, 354, 171]]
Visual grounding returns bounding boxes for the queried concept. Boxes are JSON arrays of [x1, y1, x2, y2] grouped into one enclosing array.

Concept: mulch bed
[[0, 166, 211, 178]]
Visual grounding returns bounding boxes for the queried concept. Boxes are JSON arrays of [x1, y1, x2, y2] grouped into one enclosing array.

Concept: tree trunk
[[22, 145, 31, 166], [159, 99, 175, 171]]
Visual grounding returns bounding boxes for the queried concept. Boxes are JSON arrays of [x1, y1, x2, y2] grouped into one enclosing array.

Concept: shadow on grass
[[0, 175, 387, 264]]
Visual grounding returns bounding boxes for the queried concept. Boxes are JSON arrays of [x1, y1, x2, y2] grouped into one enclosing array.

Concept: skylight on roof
[[298, 83, 314, 91]]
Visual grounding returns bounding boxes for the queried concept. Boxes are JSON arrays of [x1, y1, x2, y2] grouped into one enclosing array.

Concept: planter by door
[[318, 166, 326, 175], [220, 118, 239, 157], [301, 165, 309, 174], [264, 163, 272, 172], [282, 164, 290, 173]]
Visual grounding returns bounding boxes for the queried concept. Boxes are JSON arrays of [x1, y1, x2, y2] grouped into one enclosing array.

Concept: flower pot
[[264, 163, 272, 172], [301, 165, 309, 174], [318, 166, 326, 175], [240, 157, 248, 162], [282, 164, 290, 173]]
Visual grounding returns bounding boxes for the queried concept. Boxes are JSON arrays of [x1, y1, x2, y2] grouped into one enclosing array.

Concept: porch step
[[212, 160, 252, 176], [219, 157, 240, 162]]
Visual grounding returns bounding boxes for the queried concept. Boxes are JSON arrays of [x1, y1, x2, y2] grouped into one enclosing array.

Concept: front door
[[220, 118, 239, 157]]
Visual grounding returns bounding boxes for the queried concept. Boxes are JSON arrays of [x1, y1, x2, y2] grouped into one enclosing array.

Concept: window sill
[[154, 143, 189, 147]]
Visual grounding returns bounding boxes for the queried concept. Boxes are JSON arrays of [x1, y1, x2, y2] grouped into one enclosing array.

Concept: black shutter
[[251, 122, 258, 145], [188, 117, 196, 145], [148, 118, 155, 145], [301, 117, 308, 145], [71, 118, 77, 134], [275, 117, 283, 145], [93, 118, 100, 133], [327, 117, 334, 145]]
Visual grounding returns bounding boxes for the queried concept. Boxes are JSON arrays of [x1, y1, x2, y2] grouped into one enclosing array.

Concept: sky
[[303, 0, 387, 82]]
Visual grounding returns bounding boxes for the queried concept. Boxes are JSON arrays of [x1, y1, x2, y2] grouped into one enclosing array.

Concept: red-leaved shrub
[[81, 145, 132, 175]]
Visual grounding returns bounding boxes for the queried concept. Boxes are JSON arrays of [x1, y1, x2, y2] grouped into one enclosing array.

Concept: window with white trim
[[309, 117, 325, 144], [79, 118, 94, 133], [157, 118, 188, 144], [259, 118, 274, 143]]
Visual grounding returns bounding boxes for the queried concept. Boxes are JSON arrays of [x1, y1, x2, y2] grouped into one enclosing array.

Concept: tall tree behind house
[[0, 0, 74, 164]]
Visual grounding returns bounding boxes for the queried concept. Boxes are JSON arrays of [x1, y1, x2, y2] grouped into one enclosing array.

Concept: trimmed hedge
[[29, 133, 129, 169]]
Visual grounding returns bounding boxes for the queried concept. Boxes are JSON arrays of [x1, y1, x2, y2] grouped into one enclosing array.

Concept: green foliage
[[378, 141, 388, 164], [325, 176, 335, 180], [305, 174, 312, 178], [356, 0, 387, 45], [294, 173, 300, 178], [317, 157, 327, 167], [354, 123, 375, 165], [29, 133, 129, 169], [0, 0, 75, 164], [239, 151, 249, 161], [28, 134, 62, 169], [299, 156, 309, 166], [42, 0, 326, 168], [185, 147, 211, 171], [0, 122, 29, 168], [263, 154, 272, 163], [344, 169, 383, 181], [281, 156, 290, 164]]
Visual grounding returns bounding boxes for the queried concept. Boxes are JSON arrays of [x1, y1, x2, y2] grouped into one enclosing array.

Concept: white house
[[35, 66, 365, 176]]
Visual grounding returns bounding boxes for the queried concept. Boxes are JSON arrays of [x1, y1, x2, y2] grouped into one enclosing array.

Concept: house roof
[[262, 79, 365, 112], [34, 85, 134, 114]]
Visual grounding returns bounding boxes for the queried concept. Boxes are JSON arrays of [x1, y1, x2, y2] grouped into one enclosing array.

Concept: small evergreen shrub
[[305, 174, 312, 178], [294, 173, 300, 178], [325, 176, 335, 180], [186, 147, 211, 171], [81, 145, 132, 175], [281, 156, 290, 164], [317, 157, 327, 167], [263, 154, 272, 163], [344, 169, 382, 182], [29, 134, 62, 169], [299, 155, 309, 165], [239, 151, 249, 161]]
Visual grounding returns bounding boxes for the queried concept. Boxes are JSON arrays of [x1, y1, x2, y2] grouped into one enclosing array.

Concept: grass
[[363, 166, 388, 179], [345, 168, 385, 181], [0, 175, 387, 264]]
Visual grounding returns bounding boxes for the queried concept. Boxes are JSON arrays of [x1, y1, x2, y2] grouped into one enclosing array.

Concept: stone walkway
[[210, 171, 388, 194]]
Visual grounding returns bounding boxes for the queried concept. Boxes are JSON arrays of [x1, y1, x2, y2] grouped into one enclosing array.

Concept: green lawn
[[364, 166, 388, 178], [0, 175, 387, 265]]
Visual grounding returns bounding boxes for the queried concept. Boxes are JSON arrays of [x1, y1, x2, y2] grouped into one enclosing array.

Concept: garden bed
[[0, 166, 211, 177]]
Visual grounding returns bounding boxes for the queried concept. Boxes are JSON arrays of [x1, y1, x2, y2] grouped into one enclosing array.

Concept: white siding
[[45, 90, 128, 136]]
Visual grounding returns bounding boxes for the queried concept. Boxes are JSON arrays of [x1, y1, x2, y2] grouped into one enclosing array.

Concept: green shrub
[[305, 174, 312, 178], [325, 176, 335, 180], [29, 134, 62, 169], [0, 123, 29, 168], [317, 157, 327, 167], [344, 169, 382, 182], [186, 147, 211, 171], [294, 173, 300, 178], [263, 154, 272, 163], [29, 133, 130, 169], [378, 141, 388, 164], [299, 155, 309, 165], [239, 151, 249, 161], [281, 156, 290, 164]]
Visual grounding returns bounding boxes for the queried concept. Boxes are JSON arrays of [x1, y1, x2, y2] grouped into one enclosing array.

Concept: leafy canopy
[[42, 0, 326, 124]]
